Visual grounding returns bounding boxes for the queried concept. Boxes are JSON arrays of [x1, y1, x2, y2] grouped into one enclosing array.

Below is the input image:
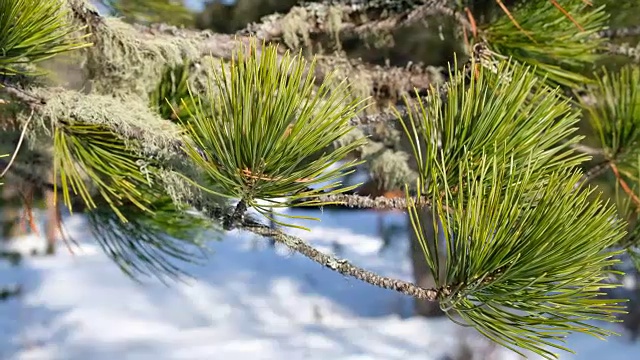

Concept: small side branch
[[570, 143, 604, 156], [610, 162, 640, 210], [574, 160, 612, 190], [315, 192, 431, 211], [242, 218, 440, 300], [599, 26, 640, 39], [349, 108, 401, 127], [604, 42, 640, 61]]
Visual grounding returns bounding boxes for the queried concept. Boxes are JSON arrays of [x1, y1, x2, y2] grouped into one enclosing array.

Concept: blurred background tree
[[97, 0, 195, 26]]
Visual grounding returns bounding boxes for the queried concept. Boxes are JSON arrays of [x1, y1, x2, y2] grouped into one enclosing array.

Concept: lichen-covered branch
[[604, 42, 640, 61], [238, 0, 466, 47], [1, 84, 443, 302], [27, 87, 183, 157], [570, 143, 604, 156], [315, 192, 431, 210], [241, 217, 440, 300], [599, 25, 640, 39], [66, 0, 442, 103]]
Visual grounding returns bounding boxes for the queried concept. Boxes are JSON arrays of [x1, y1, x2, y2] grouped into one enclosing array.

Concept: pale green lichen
[[157, 168, 226, 211], [316, 54, 374, 114], [326, 5, 344, 50], [368, 149, 418, 191], [28, 87, 182, 159], [81, 16, 205, 99], [17, 85, 227, 210], [334, 128, 383, 158], [280, 7, 314, 50]]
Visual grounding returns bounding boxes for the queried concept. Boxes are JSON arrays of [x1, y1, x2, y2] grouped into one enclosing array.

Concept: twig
[[348, 107, 402, 127], [603, 42, 640, 61], [585, 160, 611, 180], [186, 197, 444, 299], [223, 199, 248, 230], [610, 162, 640, 210], [569, 143, 604, 156], [313, 192, 431, 211], [241, 217, 441, 300], [573, 160, 611, 190], [599, 26, 640, 39], [0, 109, 34, 178]]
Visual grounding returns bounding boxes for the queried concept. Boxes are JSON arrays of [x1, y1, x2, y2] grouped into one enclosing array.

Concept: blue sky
[[185, 0, 205, 11], [186, 0, 237, 11], [93, 1, 236, 13]]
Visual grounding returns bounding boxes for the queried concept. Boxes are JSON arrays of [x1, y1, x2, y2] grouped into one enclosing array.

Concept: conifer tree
[[1, 0, 640, 358]]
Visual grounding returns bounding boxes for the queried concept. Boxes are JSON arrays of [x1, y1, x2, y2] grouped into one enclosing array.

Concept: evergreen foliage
[[0, 0, 90, 75], [98, 0, 194, 26], [1, 0, 640, 358], [480, 0, 608, 87], [177, 40, 368, 228]]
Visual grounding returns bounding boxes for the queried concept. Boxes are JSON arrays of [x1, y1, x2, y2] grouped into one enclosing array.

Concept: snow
[[0, 208, 639, 359]]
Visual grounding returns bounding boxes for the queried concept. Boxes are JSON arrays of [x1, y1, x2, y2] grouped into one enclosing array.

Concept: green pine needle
[[53, 121, 157, 221], [101, 0, 195, 27], [481, 0, 608, 88], [396, 59, 588, 196], [408, 152, 627, 359], [579, 65, 640, 162], [53, 120, 218, 280], [177, 38, 369, 229], [86, 195, 216, 282], [149, 60, 198, 123], [0, 0, 91, 76]]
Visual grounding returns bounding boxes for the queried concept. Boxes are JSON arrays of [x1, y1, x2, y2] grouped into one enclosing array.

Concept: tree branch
[[313, 192, 431, 210], [599, 25, 640, 39], [240, 216, 441, 300], [238, 0, 467, 44], [603, 41, 640, 61], [68, 0, 442, 102], [569, 142, 604, 156]]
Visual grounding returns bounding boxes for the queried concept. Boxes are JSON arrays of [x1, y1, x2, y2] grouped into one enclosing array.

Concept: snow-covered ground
[[0, 207, 639, 359]]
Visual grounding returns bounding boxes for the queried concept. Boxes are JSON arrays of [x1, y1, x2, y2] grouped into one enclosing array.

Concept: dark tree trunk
[[409, 206, 446, 317], [43, 171, 59, 255], [1, 183, 26, 240], [395, 109, 446, 317]]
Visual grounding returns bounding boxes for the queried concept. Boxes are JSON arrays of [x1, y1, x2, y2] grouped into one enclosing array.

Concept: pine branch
[[605, 41, 640, 61], [313, 192, 431, 210], [238, 0, 468, 43], [1, 1, 626, 357], [240, 216, 441, 300], [569, 142, 604, 156], [180, 193, 444, 300], [599, 25, 640, 39], [66, 0, 441, 102]]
